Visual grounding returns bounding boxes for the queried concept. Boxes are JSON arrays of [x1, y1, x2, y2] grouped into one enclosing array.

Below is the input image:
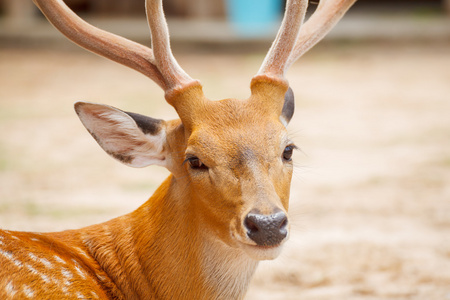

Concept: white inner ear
[[76, 103, 167, 168], [131, 129, 166, 168], [279, 116, 289, 128]]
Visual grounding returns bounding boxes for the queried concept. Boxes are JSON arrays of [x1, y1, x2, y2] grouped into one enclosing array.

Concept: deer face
[[183, 101, 294, 259], [75, 79, 295, 261]]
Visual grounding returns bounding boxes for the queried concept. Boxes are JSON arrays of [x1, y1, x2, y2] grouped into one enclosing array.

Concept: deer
[[0, 0, 356, 299]]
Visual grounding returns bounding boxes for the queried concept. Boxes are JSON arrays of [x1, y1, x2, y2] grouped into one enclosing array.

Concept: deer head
[[33, 0, 357, 261]]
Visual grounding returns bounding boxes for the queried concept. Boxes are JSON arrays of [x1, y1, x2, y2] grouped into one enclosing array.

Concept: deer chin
[[238, 241, 286, 261]]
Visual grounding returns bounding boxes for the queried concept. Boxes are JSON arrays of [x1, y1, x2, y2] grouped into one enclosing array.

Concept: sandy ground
[[0, 42, 449, 299]]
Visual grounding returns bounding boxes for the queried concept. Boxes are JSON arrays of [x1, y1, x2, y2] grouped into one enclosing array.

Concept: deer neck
[[80, 175, 258, 299]]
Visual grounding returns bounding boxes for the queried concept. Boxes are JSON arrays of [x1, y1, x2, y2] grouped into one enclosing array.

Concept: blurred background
[[0, 0, 449, 299]]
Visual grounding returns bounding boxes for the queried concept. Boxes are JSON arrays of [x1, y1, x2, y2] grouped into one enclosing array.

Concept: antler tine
[[286, 0, 357, 68], [257, 0, 308, 79], [33, 0, 167, 89], [145, 0, 196, 93]]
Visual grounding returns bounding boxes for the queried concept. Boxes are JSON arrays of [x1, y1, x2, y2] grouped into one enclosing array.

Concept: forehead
[[196, 98, 281, 128], [187, 98, 288, 153]]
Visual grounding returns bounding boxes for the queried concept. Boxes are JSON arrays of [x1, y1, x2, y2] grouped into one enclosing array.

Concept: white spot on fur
[[76, 291, 86, 299], [41, 273, 50, 283], [54, 255, 66, 264], [61, 268, 73, 280], [74, 247, 90, 259], [22, 285, 34, 298], [96, 274, 106, 282], [74, 265, 86, 279], [62, 285, 69, 295], [0, 249, 23, 268], [28, 252, 38, 262], [14, 260, 23, 268], [5, 281, 16, 296], [41, 258, 53, 268], [10, 235, 19, 240], [25, 264, 50, 283], [0, 249, 12, 260], [91, 291, 99, 299], [25, 264, 38, 274], [72, 259, 86, 279], [12, 258, 23, 268], [30, 238, 40, 242]]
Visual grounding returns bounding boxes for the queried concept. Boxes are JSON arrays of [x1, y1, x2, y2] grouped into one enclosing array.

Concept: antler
[[286, 0, 357, 68], [258, 0, 357, 79], [145, 0, 193, 91], [257, 0, 308, 78], [32, 0, 196, 93]]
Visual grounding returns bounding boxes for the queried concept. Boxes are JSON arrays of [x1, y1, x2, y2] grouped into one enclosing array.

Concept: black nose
[[244, 210, 288, 247]]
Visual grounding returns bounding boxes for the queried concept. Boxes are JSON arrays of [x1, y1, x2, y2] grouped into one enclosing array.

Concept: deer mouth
[[231, 231, 288, 260]]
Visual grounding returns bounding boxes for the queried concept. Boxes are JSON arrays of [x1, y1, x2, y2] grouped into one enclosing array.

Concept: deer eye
[[186, 156, 208, 170], [282, 145, 295, 161]]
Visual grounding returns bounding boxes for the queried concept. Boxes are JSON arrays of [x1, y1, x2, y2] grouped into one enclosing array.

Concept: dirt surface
[[1, 43, 449, 299]]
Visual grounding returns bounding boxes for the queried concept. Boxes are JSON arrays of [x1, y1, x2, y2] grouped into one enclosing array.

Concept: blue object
[[226, 0, 283, 37]]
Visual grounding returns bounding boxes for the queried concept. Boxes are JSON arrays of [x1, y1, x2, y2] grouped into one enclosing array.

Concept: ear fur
[[74, 102, 167, 168], [281, 87, 295, 126]]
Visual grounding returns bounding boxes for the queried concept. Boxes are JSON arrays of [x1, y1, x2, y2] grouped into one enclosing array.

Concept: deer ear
[[75, 102, 167, 168], [280, 87, 295, 126]]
